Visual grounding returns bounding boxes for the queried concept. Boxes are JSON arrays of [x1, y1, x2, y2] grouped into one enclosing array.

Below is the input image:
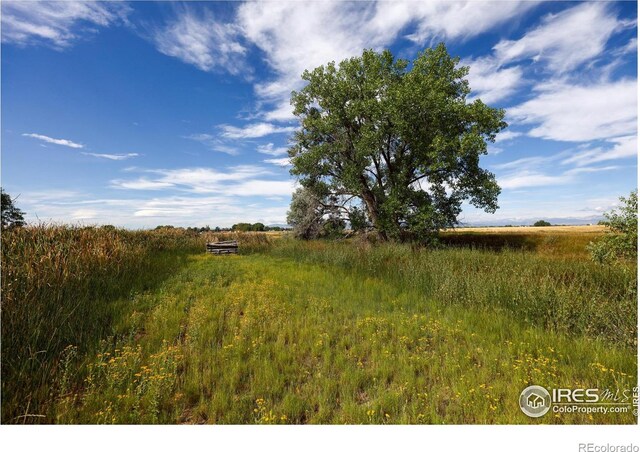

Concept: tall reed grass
[[2, 225, 635, 424], [0, 225, 268, 423], [269, 239, 637, 347]]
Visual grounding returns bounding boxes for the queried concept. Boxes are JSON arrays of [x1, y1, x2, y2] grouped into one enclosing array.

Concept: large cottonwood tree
[[288, 44, 505, 241]]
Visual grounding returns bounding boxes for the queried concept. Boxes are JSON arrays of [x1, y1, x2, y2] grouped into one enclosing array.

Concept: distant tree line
[[229, 222, 288, 232], [154, 223, 290, 233]]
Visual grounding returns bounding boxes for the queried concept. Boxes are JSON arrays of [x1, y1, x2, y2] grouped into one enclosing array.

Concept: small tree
[[286, 188, 325, 239], [232, 223, 252, 232], [1, 189, 26, 229], [251, 222, 266, 232], [588, 190, 637, 263], [533, 220, 551, 227]]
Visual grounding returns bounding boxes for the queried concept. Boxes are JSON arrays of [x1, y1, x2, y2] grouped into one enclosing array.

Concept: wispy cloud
[[184, 134, 239, 155], [23, 133, 84, 148], [499, 165, 619, 189], [493, 2, 624, 74], [493, 154, 563, 171], [462, 2, 631, 109], [144, 1, 541, 121], [219, 123, 296, 139], [1, 1, 129, 49], [498, 170, 573, 189], [263, 157, 290, 167], [494, 130, 522, 143], [616, 37, 638, 56], [562, 135, 638, 167], [112, 179, 175, 191], [463, 56, 524, 104], [110, 165, 294, 197], [257, 143, 288, 156], [237, 1, 537, 121], [81, 152, 140, 161], [18, 191, 291, 228], [509, 79, 637, 142], [153, 7, 246, 74]]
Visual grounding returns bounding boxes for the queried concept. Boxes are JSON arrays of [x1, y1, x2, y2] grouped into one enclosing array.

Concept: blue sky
[[1, 1, 637, 228]]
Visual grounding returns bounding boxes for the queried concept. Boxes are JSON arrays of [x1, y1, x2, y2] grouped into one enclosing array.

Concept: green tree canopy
[[232, 223, 253, 232], [251, 223, 266, 231], [1, 189, 25, 229], [289, 44, 505, 241]]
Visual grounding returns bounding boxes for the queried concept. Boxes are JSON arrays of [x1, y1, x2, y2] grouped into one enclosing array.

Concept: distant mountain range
[[272, 215, 605, 229], [457, 215, 605, 227]]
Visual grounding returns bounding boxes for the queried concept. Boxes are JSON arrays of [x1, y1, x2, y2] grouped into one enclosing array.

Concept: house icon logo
[[519, 385, 551, 417]]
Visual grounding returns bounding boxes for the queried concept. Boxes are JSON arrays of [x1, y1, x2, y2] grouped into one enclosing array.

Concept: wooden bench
[[206, 240, 238, 255]]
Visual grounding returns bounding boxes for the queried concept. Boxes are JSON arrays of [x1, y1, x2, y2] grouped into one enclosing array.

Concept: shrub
[[588, 190, 637, 263]]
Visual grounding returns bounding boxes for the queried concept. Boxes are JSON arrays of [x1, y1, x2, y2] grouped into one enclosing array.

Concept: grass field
[[1, 225, 637, 424], [440, 225, 607, 259]]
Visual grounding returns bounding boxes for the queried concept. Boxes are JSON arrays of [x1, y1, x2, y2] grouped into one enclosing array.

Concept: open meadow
[[1, 225, 637, 424]]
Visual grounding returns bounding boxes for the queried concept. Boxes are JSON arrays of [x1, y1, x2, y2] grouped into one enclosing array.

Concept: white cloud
[[494, 130, 523, 143], [81, 152, 139, 161], [509, 79, 637, 142], [20, 165, 296, 227], [70, 208, 99, 220], [110, 165, 295, 197], [499, 165, 619, 189], [112, 179, 175, 191], [257, 143, 288, 156], [499, 170, 572, 189], [18, 191, 291, 228], [493, 2, 623, 74], [264, 158, 291, 167], [23, 133, 84, 148], [562, 135, 638, 166], [1, 1, 129, 48], [463, 57, 524, 104], [396, 1, 539, 44], [185, 134, 239, 155], [262, 99, 298, 122], [219, 123, 296, 139], [153, 7, 246, 74], [617, 37, 638, 55], [565, 165, 620, 176], [237, 1, 536, 121], [228, 179, 295, 196], [493, 154, 560, 171], [462, 3, 632, 110]]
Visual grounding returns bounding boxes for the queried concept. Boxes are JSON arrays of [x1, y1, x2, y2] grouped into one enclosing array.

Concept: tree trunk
[[360, 185, 388, 240]]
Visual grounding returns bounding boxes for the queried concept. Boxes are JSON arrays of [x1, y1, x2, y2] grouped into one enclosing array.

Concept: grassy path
[[57, 253, 636, 424]]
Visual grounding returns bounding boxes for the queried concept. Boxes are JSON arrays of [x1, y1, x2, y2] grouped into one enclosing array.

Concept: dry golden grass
[[438, 225, 607, 259], [444, 225, 606, 234]]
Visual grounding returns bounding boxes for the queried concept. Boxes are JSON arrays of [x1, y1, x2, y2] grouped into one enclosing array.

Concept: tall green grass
[[269, 239, 637, 347], [1, 226, 636, 424], [0, 225, 268, 423], [54, 252, 637, 424]]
